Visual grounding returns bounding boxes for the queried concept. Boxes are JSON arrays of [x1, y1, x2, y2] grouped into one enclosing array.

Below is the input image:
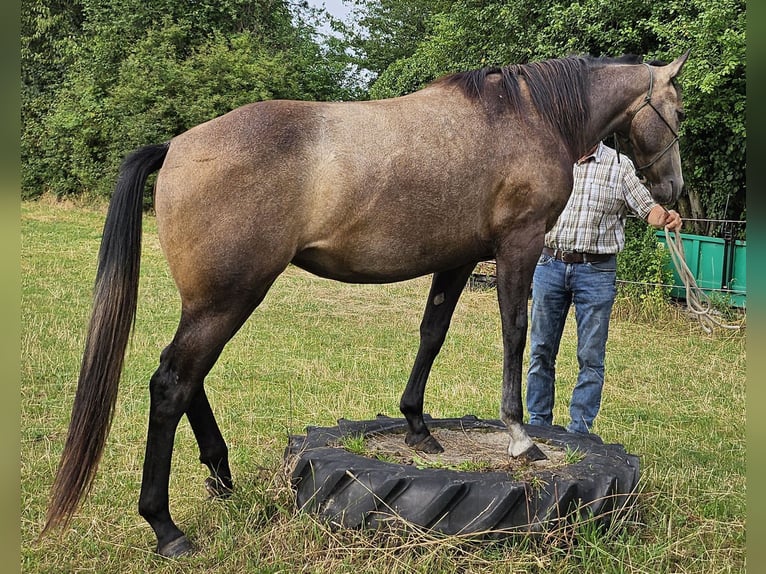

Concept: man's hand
[[648, 205, 683, 232]]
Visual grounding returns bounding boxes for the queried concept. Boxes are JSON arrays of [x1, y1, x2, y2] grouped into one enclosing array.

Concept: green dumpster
[[655, 231, 746, 309]]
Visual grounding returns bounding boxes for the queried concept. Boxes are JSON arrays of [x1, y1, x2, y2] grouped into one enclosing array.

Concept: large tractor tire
[[285, 414, 639, 536]]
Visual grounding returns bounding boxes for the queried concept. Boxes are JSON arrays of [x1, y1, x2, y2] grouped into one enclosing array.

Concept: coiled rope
[[663, 227, 743, 334]]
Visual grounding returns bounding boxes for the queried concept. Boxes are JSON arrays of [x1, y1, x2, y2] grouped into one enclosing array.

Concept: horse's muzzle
[[650, 180, 683, 205]]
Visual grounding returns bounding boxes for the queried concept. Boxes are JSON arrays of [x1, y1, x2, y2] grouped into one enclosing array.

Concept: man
[[525, 140, 682, 434]]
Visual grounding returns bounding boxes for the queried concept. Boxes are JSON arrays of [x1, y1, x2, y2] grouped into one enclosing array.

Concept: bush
[[21, 1, 353, 200], [615, 217, 673, 318]]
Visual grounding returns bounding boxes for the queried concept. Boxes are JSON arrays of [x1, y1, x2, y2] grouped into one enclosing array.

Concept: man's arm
[[616, 156, 682, 233]]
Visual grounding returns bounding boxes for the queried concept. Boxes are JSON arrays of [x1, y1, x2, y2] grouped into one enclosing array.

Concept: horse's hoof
[[405, 432, 444, 454], [516, 443, 547, 462], [205, 476, 233, 499], [158, 535, 194, 558]]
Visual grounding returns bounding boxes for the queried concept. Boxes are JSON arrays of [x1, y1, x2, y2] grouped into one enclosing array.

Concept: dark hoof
[[205, 476, 233, 499], [158, 535, 194, 558], [405, 432, 444, 454], [517, 443, 547, 462]]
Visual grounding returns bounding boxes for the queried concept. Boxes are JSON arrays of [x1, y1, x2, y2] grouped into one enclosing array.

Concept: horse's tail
[[42, 142, 169, 535]]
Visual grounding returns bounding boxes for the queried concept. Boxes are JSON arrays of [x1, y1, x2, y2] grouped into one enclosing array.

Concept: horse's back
[[153, 89, 563, 287]]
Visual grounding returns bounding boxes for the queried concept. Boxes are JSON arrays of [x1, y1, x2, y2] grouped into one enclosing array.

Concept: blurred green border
[[5, 0, 20, 571], [747, 0, 761, 568]]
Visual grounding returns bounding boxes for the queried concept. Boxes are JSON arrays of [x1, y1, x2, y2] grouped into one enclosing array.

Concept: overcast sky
[[303, 0, 357, 39], [309, 0, 354, 23]]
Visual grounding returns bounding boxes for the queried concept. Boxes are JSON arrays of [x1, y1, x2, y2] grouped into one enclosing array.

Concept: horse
[[43, 52, 688, 556]]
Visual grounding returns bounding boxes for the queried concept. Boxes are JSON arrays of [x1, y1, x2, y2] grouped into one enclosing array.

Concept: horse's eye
[[677, 110, 686, 122]]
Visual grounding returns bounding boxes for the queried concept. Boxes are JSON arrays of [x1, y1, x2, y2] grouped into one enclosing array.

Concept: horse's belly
[[292, 239, 485, 284]]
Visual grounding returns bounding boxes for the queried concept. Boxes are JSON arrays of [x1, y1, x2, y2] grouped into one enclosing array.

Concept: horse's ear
[[665, 50, 690, 78]]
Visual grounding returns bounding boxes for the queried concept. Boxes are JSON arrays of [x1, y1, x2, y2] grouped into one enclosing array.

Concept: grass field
[[21, 199, 745, 573]]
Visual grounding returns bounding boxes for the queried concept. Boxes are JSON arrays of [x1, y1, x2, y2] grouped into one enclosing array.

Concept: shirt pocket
[[585, 181, 622, 216]]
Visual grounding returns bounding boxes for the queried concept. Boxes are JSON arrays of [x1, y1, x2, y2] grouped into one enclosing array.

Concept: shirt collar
[[576, 141, 603, 165]]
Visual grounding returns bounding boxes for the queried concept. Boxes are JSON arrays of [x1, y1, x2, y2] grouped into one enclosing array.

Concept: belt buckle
[[560, 250, 575, 263]]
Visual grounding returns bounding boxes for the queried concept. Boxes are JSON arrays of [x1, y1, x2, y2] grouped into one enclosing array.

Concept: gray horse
[[44, 52, 688, 556]]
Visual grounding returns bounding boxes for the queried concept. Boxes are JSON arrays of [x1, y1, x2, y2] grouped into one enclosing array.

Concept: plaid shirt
[[545, 142, 657, 255]]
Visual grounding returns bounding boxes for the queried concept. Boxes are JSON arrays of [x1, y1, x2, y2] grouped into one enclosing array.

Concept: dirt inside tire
[[360, 428, 570, 478]]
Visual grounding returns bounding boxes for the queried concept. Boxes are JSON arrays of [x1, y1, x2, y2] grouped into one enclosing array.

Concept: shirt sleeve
[[619, 157, 657, 220]]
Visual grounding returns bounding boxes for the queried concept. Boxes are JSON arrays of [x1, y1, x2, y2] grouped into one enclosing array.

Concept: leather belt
[[542, 247, 613, 264]]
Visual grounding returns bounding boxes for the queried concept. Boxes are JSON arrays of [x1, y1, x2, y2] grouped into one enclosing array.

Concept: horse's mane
[[436, 55, 642, 158]]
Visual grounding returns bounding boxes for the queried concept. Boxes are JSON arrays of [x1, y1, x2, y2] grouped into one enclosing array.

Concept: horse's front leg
[[400, 263, 475, 453], [495, 243, 547, 461]]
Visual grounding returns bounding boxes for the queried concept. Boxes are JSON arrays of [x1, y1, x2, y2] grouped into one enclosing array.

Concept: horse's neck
[[585, 65, 649, 152]]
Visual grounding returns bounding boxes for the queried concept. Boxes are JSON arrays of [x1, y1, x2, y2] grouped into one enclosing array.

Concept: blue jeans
[[525, 253, 617, 434]]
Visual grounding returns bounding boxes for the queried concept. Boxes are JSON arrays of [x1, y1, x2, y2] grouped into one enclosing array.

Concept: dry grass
[[21, 201, 745, 573]]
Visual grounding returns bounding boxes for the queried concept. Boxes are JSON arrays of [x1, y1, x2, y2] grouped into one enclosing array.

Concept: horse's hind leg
[[138, 284, 275, 557], [186, 388, 233, 499], [400, 263, 475, 453]]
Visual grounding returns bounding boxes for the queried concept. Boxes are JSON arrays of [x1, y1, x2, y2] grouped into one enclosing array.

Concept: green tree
[[651, 0, 745, 234], [21, 0, 86, 196], [365, 0, 663, 97], [22, 0, 355, 199], [323, 0, 434, 78]]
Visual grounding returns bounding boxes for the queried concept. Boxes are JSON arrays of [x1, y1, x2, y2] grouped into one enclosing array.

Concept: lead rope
[[663, 226, 743, 333]]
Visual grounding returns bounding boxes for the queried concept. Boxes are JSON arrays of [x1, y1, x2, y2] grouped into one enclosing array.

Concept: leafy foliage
[[21, 0, 356, 199], [617, 217, 673, 311], [340, 0, 452, 80]]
